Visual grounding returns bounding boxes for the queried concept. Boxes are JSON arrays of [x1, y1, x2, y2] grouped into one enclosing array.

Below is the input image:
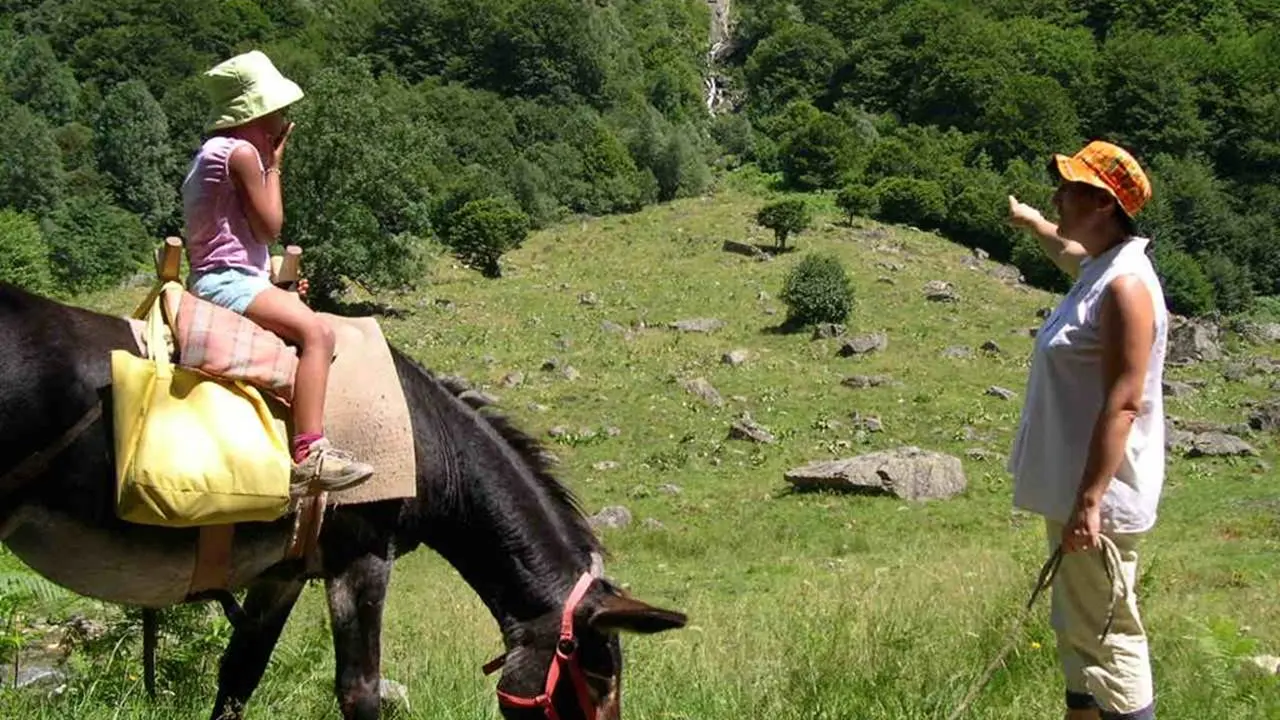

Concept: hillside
[[3, 188, 1278, 718]]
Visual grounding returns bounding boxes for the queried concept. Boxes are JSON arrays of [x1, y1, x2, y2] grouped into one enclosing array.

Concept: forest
[[1, 0, 1278, 315]]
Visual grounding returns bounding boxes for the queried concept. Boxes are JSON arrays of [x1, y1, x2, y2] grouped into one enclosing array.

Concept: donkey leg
[[210, 577, 305, 720], [325, 552, 392, 720]]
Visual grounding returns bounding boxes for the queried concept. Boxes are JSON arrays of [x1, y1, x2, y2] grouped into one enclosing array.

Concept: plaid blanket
[[170, 288, 298, 403]]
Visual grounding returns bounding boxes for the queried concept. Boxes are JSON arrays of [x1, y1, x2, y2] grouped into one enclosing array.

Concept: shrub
[[1154, 245, 1215, 316], [441, 197, 530, 278], [1010, 235, 1070, 293], [873, 177, 947, 229], [756, 198, 812, 250], [780, 252, 855, 327], [835, 184, 879, 225], [0, 209, 55, 295]]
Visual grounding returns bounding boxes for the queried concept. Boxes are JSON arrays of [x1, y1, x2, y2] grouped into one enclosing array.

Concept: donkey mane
[[406, 355, 603, 556]]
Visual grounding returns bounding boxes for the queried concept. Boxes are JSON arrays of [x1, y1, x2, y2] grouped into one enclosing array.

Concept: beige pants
[[1046, 520, 1155, 719]]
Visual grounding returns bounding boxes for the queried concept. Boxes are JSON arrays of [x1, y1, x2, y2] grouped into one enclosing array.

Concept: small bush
[[441, 197, 530, 278], [873, 177, 947, 229], [835, 184, 879, 226], [781, 252, 855, 327], [756, 198, 812, 250], [1154, 245, 1215, 316], [0, 209, 55, 294], [1011, 235, 1071, 293]]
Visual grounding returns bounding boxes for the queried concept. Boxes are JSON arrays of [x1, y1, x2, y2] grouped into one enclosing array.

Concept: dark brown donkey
[[0, 282, 687, 719]]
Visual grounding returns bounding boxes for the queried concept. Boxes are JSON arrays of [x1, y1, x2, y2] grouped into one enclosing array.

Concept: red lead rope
[[486, 572, 598, 720]]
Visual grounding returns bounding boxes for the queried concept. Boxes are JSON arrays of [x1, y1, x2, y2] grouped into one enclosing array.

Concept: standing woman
[[1007, 140, 1168, 720]]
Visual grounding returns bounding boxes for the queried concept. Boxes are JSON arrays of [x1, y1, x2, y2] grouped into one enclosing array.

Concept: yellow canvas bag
[[111, 290, 291, 527]]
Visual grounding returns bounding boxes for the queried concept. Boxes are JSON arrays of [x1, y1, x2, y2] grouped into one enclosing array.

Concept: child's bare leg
[[244, 286, 333, 436], [242, 286, 371, 492]]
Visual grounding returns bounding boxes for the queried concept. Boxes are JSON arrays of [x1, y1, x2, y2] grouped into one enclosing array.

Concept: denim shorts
[[188, 267, 272, 315]]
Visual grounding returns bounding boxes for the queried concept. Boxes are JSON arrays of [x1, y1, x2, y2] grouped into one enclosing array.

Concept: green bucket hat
[[203, 50, 304, 132]]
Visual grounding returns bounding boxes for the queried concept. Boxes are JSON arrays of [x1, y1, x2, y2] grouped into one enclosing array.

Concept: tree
[[0, 99, 65, 216], [979, 74, 1081, 167], [873, 177, 947, 230], [43, 195, 150, 293], [779, 112, 866, 190], [780, 252, 855, 327], [745, 22, 841, 115], [4, 35, 80, 125], [835, 184, 878, 225], [284, 59, 441, 303], [756, 198, 812, 250], [0, 209, 55, 295], [94, 80, 177, 233], [441, 197, 530, 278]]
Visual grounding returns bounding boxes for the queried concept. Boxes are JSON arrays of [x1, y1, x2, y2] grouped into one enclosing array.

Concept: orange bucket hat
[[1050, 140, 1152, 218]]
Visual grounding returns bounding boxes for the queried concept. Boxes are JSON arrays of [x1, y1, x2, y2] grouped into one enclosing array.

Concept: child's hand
[[271, 122, 295, 169], [297, 277, 309, 300]]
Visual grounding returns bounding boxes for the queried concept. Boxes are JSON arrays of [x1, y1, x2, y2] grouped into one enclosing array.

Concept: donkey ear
[[587, 593, 688, 635]]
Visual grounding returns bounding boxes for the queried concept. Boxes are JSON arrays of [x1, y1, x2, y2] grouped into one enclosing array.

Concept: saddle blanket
[[125, 290, 416, 507]]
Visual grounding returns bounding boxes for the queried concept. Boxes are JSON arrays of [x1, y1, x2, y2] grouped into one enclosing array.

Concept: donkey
[[0, 282, 687, 720]]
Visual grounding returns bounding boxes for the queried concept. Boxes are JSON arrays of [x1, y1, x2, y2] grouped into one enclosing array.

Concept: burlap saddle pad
[[126, 289, 417, 507]]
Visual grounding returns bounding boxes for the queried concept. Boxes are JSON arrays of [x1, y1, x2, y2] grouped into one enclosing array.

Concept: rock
[[980, 340, 1002, 354], [1036, 307, 1053, 319], [641, 518, 666, 531], [986, 386, 1016, 400], [966, 448, 995, 462], [682, 377, 723, 407], [1248, 399, 1280, 432], [579, 292, 600, 306], [434, 298, 456, 311], [723, 239, 766, 258], [876, 260, 904, 272], [1186, 432, 1256, 458], [561, 366, 581, 382], [1223, 363, 1251, 382], [592, 461, 620, 471], [658, 483, 683, 496], [842, 374, 892, 389], [1168, 317, 1222, 363], [500, 371, 525, 388], [850, 412, 883, 433], [548, 426, 569, 438], [722, 349, 750, 366], [757, 290, 770, 301], [1245, 655, 1280, 677], [440, 374, 472, 391], [784, 447, 966, 501], [590, 506, 633, 529], [601, 320, 626, 334], [63, 615, 107, 644], [541, 358, 561, 371], [942, 346, 973, 360], [972, 247, 990, 260], [380, 679, 411, 716], [838, 333, 888, 357], [480, 354, 497, 365], [669, 318, 725, 333], [12, 664, 66, 690], [729, 413, 775, 444], [924, 280, 959, 303], [1162, 379, 1196, 397], [555, 335, 573, 351], [528, 402, 549, 413], [812, 323, 846, 340], [988, 264, 1024, 284], [1165, 428, 1196, 453], [606, 426, 621, 437], [458, 389, 500, 406], [1233, 321, 1280, 345], [876, 276, 896, 285]]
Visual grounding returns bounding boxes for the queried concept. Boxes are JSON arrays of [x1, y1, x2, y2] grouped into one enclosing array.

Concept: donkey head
[[488, 572, 686, 720]]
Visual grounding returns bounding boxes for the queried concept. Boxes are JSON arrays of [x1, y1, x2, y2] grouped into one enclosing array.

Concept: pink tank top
[[180, 136, 271, 277]]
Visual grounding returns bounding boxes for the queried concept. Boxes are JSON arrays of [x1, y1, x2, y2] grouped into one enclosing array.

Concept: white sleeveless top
[[1008, 237, 1169, 534]]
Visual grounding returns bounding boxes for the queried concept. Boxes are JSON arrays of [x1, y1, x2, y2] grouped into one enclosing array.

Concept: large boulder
[[785, 447, 966, 501], [1168, 317, 1222, 363]]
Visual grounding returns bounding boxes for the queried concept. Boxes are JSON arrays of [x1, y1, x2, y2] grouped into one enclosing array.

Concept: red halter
[[483, 572, 598, 720]]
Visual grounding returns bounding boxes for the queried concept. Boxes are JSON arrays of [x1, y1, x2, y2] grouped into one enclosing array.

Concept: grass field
[[2, 185, 1278, 718]]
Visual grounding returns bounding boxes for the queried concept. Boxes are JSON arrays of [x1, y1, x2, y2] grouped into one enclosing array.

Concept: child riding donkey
[[181, 51, 373, 494]]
